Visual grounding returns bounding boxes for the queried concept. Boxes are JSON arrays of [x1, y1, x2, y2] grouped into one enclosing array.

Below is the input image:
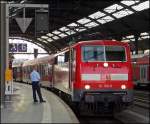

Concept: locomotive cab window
[[82, 46, 105, 62], [105, 46, 126, 62], [82, 45, 126, 62]]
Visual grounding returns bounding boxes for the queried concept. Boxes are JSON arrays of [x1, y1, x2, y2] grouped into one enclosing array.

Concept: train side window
[[37, 65, 40, 72], [65, 51, 69, 62], [71, 49, 76, 61], [42, 64, 45, 76], [54, 57, 58, 64], [140, 65, 147, 80], [41, 65, 42, 76]]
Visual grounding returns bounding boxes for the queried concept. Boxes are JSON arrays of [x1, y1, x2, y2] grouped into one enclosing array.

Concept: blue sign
[[18, 44, 27, 52], [9, 44, 17, 52], [9, 43, 27, 52]]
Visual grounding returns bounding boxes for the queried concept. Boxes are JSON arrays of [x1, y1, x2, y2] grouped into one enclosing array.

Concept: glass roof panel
[[96, 18, 106, 24], [140, 32, 149, 36], [36, 43, 42, 46], [47, 38, 53, 42], [112, 9, 134, 18], [66, 30, 76, 35], [132, 1, 149, 11], [42, 40, 48, 43], [52, 36, 59, 40], [122, 39, 130, 42], [52, 30, 61, 35], [101, 16, 114, 22], [37, 38, 43, 41], [84, 22, 99, 28], [126, 35, 134, 39], [138, 37, 142, 40], [59, 33, 67, 38], [141, 35, 150, 39], [68, 23, 78, 27], [104, 4, 123, 13], [41, 36, 48, 39], [88, 11, 105, 19], [59, 27, 69, 31], [121, 0, 140, 6], [78, 28, 86, 32], [130, 39, 135, 42], [47, 33, 54, 37], [77, 18, 91, 24]]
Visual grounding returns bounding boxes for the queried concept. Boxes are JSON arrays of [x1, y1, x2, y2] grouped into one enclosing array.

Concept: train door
[[20, 65, 23, 82], [69, 48, 76, 92], [140, 65, 148, 84]]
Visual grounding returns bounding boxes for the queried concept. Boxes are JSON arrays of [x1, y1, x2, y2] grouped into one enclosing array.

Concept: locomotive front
[[73, 41, 134, 112]]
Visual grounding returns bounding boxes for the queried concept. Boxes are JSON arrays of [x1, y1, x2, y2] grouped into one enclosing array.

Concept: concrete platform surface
[[1, 83, 79, 123]]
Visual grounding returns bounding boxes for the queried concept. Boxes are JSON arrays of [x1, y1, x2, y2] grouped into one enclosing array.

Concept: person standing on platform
[[30, 66, 46, 103]]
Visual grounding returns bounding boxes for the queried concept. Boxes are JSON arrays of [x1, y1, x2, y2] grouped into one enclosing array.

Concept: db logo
[[106, 74, 111, 80]]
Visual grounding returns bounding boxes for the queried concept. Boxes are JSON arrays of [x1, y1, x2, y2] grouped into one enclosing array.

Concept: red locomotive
[[13, 40, 134, 113], [132, 53, 150, 88]]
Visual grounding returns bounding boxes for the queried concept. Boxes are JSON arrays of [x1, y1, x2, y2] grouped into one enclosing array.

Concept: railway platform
[[1, 83, 79, 123]]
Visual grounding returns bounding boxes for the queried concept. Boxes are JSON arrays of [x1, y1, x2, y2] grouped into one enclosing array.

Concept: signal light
[[85, 85, 90, 90], [103, 62, 108, 67], [121, 84, 126, 89]]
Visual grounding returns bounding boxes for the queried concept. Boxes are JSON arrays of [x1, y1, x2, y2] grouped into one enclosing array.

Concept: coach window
[[140, 65, 147, 80], [42, 64, 44, 76], [65, 51, 69, 62], [54, 56, 58, 64], [40, 65, 42, 76], [45, 64, 48, 76], [71, 49, 76, 61], [37, 65, 40, 73], [27, 66, 29, 74]]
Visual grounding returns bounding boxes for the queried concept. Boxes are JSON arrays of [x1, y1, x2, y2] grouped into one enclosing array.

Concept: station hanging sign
[[15, 18, 32, 33], [9, 43, 27, 52]]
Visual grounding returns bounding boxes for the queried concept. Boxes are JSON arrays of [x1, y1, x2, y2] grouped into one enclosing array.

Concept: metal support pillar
[[0, 1, 9, 106], [134, 34, 139, 54]]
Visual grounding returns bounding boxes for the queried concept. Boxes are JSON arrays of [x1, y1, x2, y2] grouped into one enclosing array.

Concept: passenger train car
[[13, 62, 23, 82], [13, 40, 134, 113], [132, 53, 150, 88]]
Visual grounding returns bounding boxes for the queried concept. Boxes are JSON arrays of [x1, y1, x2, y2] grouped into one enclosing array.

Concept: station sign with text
[[9, 43, 27, 52]]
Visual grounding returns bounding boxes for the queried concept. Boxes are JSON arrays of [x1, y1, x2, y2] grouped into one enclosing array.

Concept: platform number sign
[[9, 43, 17, 52], [18, 43, 27, 52], [9, 43, 27, 52]]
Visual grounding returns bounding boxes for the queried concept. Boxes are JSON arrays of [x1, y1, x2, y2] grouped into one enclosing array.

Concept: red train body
[[132, 53, 150, 87], [13, 40, 134, 112]]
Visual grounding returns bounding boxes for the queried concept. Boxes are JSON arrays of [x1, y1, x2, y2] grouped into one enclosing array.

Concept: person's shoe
[[34, 100, 38, 103], [40, 100, 46, 103]]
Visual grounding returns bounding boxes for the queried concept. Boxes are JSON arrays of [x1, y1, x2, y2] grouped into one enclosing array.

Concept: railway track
[[134, 97, 150, 109], [78, 115, 124, 124], [133, 90, 150, 109], [43, 86, 124, 124], [17, 82, 149, 123]]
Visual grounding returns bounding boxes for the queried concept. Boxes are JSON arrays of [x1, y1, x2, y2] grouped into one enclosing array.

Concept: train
[[13, 40, 134, 113], [132, 53, 150, 88]]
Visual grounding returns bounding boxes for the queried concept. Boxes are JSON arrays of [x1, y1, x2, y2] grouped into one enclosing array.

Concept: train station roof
[[9, 0, 150, 53]]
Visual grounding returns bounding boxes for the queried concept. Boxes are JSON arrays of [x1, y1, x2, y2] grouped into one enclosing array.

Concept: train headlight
[[121, 84, 126, 90], [85, 85, 90, 90], [103, 62, 108, 67]]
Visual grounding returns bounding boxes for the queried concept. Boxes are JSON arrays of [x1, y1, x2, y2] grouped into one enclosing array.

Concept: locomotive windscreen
[[82, 45, 126, 62], [82, 46, 105, 61], [105, 46, 126, 61]]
